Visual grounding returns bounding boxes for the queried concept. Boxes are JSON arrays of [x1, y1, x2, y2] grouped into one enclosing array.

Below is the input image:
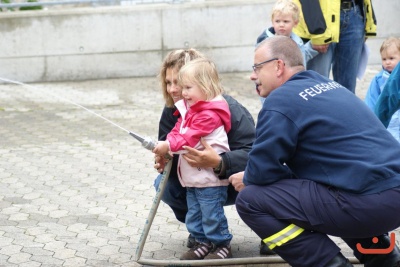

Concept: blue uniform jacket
[[244, 70, 400, 194]]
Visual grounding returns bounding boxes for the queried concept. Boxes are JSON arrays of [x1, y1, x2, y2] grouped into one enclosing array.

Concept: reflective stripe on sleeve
[[262, 224, 305, 250]]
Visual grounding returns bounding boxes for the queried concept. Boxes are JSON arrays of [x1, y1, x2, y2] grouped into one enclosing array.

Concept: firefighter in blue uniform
[[229, 36, 400, 267]]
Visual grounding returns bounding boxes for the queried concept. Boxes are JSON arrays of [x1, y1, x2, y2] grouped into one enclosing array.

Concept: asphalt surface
[[1, 65, 398, 267]]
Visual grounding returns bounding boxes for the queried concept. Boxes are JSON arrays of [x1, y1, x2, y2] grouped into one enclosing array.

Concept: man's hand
[[229, 171, 245, 192], [312, 43, 330, 53], [182, 138, 220, 168]]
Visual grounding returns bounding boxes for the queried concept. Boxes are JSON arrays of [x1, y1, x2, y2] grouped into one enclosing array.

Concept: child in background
[[255, 0, 317, 102], [153, 58, 233, 260], [255, 0, 317, 65], [364, 37, 400, 142]]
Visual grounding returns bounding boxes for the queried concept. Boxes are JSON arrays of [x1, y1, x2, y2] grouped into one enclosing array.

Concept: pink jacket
[[167, 95, 231, 187]]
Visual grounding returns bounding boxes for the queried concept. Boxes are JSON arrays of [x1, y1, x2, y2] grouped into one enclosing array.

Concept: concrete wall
[[0, 0, 399, 83]]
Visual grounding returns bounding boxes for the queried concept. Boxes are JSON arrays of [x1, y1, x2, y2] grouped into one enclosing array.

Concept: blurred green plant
[[0, 0, 43, 11], [20, 0, 43, 10]]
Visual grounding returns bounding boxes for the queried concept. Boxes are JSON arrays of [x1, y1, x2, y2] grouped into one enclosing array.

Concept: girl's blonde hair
[[159, 49, 205, 107], [178, 58, 224, 101], [380, 37, 400, 54], [271, 0, 300, 22]]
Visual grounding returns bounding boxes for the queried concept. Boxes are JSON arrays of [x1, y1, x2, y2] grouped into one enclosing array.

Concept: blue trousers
[[307, 4, 365, 93], [236, 179, 400, 267], [186, 186, 232, 246]]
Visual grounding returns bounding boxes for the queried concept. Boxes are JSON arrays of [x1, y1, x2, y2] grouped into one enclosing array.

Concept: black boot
[[259, 240, 276, 255], [325, 253, 353, 267], [362, 234, 400, 267]]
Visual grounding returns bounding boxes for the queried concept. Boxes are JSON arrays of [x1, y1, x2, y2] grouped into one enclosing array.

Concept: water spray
[[0, 77, 157, 151]]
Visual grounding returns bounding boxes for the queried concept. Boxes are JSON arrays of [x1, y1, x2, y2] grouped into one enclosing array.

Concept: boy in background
[[255, 0, 317, 103], [365, 37, 400, 142], [256, 0, 317, 67]]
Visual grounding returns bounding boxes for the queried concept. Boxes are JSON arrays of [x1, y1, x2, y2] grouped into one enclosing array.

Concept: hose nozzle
[[129, 132, 156, 151]]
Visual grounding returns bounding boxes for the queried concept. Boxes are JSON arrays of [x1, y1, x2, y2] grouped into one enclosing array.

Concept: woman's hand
[[154, 154, 166, 173], [182, 138, 221, 169], [153, 141, 170, 173]]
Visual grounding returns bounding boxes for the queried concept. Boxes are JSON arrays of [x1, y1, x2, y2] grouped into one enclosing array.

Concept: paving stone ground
[[0, 65, 399, 267]]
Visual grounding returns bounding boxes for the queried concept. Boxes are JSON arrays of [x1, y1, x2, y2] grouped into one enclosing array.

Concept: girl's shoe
[[180, 242, 212, 260], [204, 244, 232, 259]]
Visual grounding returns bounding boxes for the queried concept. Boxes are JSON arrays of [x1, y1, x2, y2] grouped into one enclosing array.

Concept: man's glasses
[[252, 58, 279, 73]]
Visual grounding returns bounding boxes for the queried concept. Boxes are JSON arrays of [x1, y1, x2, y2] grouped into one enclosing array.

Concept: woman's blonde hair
[[159, 49, 205, 107], [271, 0, 300, 22], [178, 58, 224, 101]]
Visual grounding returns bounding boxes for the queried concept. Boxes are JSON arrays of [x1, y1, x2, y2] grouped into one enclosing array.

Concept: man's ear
[[276, 60, 285, 75]]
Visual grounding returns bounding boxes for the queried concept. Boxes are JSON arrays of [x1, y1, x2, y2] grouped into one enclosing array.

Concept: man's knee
[[235, 186, 256, 215]]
